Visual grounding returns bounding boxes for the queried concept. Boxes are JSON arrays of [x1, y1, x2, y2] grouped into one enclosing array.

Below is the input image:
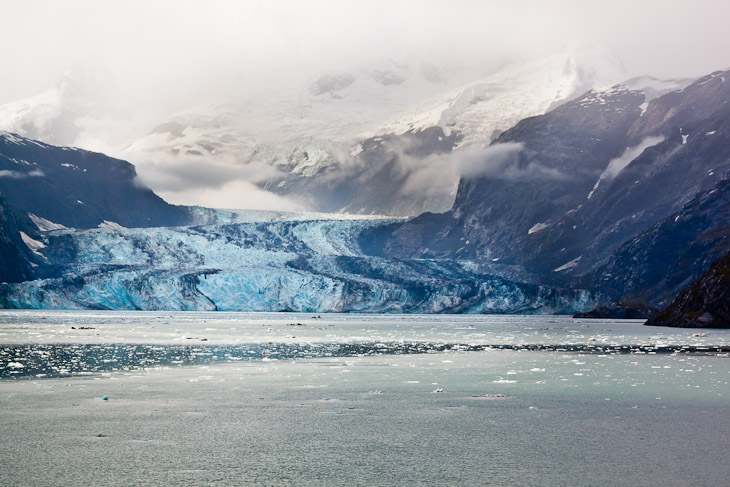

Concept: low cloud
[[0, 169, 44, 179], [131, 153, 305, 212], [397, 142, 568, 201], [157, 179, 306, 212], [134, 157, 278, 193], [457, 143, 526, 179]]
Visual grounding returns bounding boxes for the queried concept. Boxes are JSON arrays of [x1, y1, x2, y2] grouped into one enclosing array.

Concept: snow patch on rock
[[28, 214, 67, 232], [553, 256, 582, 273], [528, 222, 551, 235], [588, 136, 664, 199], [19, 231, 46, 255]]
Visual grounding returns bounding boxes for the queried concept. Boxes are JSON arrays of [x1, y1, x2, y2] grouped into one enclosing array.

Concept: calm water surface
[[1, 311, 728, 486]]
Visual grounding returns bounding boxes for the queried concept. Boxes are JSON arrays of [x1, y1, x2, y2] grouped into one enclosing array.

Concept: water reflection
[[2, 342, 728, 379]]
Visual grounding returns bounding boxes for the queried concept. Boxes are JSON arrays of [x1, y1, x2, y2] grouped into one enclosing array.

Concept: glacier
[[1, 213, 597, 313]]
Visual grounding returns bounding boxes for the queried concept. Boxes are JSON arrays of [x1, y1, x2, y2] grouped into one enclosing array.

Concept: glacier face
[[1, 214, 596, 313]]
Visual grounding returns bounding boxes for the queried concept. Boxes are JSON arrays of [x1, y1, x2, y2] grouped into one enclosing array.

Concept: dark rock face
[[383, 85, 648, 263], [645, 252, 730, 328], [574, 301, 658, 319], [563, 71, 730, 274], [587, 177, 730, 307], [0, 194, 41, 283], [375, 69, 730, 310], [0, 131, 191, 229]]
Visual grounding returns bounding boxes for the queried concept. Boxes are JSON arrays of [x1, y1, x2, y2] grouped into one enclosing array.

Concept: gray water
[[1, 311, 728, 486]]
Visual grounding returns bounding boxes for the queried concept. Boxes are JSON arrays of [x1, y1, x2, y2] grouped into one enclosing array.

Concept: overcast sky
[[2, 0, 730, 110]]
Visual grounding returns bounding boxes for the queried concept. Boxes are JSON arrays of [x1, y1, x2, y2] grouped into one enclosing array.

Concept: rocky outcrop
[[645, 252, 730, 328]]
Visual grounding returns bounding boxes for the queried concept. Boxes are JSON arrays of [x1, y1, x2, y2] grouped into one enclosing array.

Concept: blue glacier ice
[[1, 212, 597, 313]]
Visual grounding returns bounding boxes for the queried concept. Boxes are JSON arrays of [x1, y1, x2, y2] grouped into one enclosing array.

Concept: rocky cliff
[[645, 252, 730, 328]]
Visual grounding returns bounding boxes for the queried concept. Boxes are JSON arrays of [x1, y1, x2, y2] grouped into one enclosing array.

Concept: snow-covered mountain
[[379, 44, 628, 145], [0, 45, 630, 215], [130, 45, 626, 156], [123, 44, 628, 215]]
